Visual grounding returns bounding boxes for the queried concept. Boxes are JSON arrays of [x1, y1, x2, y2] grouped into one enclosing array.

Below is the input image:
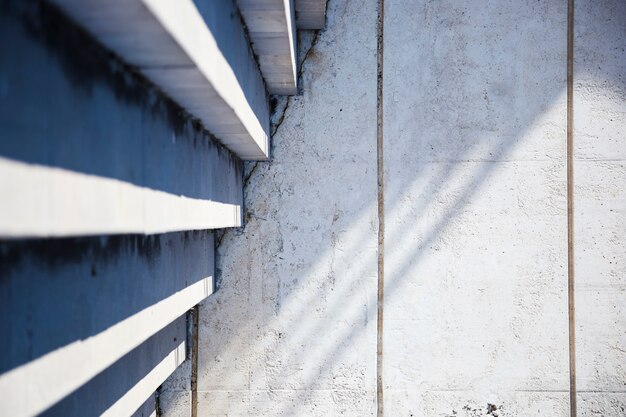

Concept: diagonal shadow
[[192, 0, 605, 416]]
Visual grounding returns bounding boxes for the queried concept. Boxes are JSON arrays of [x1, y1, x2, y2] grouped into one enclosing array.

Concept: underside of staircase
[[0, 1, 327, 415]]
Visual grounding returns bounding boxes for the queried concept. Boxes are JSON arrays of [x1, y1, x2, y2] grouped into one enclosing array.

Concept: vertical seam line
[[567, 0, 577, 416], [191, 305, 199, 417], [376, 0, 385, 416]]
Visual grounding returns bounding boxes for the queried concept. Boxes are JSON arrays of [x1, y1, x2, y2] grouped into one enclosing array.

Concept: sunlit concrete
[[158, 0, 625, 414], [382, 0, 570, 415], [159, 0, 622, 415], [573, 1, 626, 415], [131, 395, 157, 417], [161, 0, 380, 415], [0, 158, 241, 237]]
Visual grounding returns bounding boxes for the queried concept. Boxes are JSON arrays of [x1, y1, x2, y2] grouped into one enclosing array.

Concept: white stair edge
[[102, 341, 186, 417], [0, 157, 241, 238], [0, 276, 213, 417], [49, 0, 270, 160]]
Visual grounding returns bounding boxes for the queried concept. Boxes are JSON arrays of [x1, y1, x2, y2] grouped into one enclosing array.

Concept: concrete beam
[[574, 1, 626, 413], [295, 0, 326, 29], [0, 232, 214, 417], [102, 342, 186, 417], [44, 318, 186, 417], [49, 0, 270, 160], [0, 158, 241, 237], [0, 278, 210, 417], [237, 0, 298, 94]]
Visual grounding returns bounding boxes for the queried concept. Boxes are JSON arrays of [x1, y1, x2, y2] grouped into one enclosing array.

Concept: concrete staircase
[[0, 0, 326, 415]]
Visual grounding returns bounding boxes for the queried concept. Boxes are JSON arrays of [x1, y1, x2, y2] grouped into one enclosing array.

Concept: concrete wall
[[383, 0, 569, 414], [1, 0, 621, 415], [161, 0, 625, 416], [574, 0, 626, 414]]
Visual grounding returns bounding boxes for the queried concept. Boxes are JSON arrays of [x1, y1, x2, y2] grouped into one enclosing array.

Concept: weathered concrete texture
[[160, 389, 192, 417], [156, 1, 626, 416], [192, 0, 379, 415], [574, 0, 626, 414], [383, 1, 569, 415]]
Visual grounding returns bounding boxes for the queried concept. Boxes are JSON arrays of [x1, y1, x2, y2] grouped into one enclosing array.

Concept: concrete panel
[[180, 0, 379, 415], [42, 317, 186, 417], [0, 2, 242, 237], [573, 0, 626, 410], [295, 0, 327, 30], [47, 0, 270, 159], [0, 232, 214, 417], [237, 0, 298, 94], [383, 1, 569, 415]]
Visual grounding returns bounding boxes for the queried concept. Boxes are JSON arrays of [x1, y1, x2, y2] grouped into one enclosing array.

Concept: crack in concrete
[[242, 29, 322, 208], [271, 30, 321, 139], [298, 31, 321, 88], [214, 229, 227, 250], [243, 162, 260, 188], [210, 24, 327, 417], [271, 98, 290, 137], [220, 25, 325, 259]]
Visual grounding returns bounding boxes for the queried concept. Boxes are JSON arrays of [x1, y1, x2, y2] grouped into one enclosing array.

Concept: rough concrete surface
[[159, 0, 625, 416], [383, 1, 569, 415], [196, 0, 379, 415], [574, 0, 626, 415]]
